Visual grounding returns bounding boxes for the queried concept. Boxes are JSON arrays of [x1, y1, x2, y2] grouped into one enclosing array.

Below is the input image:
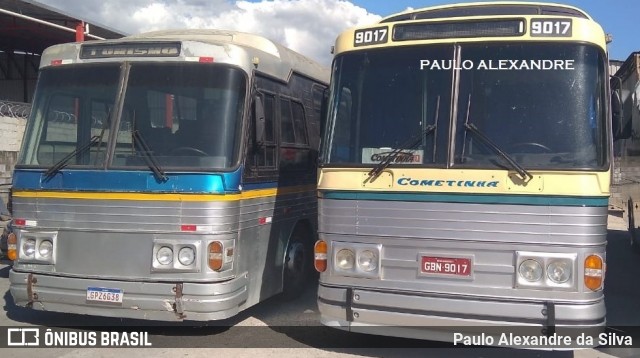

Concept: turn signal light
[[584, 254, 604, 291], [208, 241, 223, 271], [7, 232, 17, 261], [314, 240, 327, 272]]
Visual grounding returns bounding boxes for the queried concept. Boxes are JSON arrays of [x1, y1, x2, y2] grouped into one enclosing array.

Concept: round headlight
[[22, 239, 36, 257], [178, 247, 196, 266], [156, 246, 173, 265], [547, 261, 571, 283], [518, 259, 543, 282], [336, 249, 355, 270], [357, 250, 378, 272], [38, 240, 53, 258]]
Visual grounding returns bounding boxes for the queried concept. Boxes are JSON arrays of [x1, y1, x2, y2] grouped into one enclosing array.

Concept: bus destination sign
[[80, 42, 181, 59]]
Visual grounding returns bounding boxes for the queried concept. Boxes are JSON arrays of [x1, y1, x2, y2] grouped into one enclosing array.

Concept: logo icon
[[7, 328, 39, 346]]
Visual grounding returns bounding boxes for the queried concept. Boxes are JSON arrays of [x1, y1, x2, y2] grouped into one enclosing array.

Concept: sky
[[33, 0, 639, 65]]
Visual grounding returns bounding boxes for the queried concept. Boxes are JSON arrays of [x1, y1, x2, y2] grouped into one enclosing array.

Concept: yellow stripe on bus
[[12, 185, 316, 202]]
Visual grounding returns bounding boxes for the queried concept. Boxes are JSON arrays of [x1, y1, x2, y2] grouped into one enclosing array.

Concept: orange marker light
[[7, 232, 17, 261], [584, 254, 604, 291], [314, 240, 328, 272], [208, 241, 223, 271]]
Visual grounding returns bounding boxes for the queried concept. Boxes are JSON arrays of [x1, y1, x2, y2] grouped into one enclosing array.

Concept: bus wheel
[[629, 199, 640, 254], [282, 225, 312, 300]]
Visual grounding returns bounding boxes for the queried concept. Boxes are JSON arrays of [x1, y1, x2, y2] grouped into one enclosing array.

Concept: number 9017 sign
[[354, 27, 388, 47], [530, 19, 572, 37]]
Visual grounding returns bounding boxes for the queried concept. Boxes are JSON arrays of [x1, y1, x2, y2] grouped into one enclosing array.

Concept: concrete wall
[[0, 115, 27, 206]]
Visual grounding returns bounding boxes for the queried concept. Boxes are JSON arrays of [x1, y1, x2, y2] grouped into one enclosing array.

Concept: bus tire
[[281, 224, 313, 300], [629, 199, 640, 254]]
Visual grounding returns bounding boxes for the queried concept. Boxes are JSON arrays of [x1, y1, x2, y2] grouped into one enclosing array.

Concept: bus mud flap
[[346, 287, 354, 322], [543, 301, 555, 336], [173, 283, 186, 320]]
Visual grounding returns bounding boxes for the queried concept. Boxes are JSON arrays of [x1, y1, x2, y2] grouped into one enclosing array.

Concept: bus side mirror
[[611, 88, 629, 140], [254, 96, 265, 145]]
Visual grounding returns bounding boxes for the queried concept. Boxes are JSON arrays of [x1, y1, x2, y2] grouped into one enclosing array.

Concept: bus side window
[[291, 101, 308, 146], [311, 84, 325, 140], [329, 87, 353, 163], [280, 97, 312, 172], [280, 99, 296, 144], [280, 98, 309, 146], [247, 93, 277, 175]]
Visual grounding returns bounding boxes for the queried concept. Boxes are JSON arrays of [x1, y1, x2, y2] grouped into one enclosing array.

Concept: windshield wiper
[[462, 94, 532, 181], [132, 130, 168, 182], [460, 93, 533, 182], [43, 136, 101, 180], [366, 97, 440, 182]]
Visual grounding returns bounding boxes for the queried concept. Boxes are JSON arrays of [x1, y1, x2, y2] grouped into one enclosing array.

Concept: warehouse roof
[[0, 0, 124, 54]]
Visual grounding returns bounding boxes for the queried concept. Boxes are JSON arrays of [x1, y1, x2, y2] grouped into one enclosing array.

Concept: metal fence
[[0, 100, 31, 119]]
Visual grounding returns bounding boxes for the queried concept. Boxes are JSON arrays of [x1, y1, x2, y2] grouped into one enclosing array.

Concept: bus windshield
[[19, 63, 246, 171], [323, 43, 607, 170]]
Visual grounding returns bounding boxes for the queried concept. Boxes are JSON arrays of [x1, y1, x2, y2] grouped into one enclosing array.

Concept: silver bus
[[8, 29, 329, 321], [315, 2, 610, 342]]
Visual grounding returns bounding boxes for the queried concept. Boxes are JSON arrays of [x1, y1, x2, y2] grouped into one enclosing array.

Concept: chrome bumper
[[10, 269, 249, 321], [318, 284, 606, 342]]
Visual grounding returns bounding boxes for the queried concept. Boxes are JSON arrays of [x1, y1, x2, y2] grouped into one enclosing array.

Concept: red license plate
[[421, 256, 471, 276]]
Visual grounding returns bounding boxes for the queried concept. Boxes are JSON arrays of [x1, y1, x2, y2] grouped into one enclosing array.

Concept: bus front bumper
[[9, 269, 249, 321], [318, 284, 606, 343]]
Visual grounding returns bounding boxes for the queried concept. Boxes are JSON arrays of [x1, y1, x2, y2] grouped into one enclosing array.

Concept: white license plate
[[86, 287, 123, 304]]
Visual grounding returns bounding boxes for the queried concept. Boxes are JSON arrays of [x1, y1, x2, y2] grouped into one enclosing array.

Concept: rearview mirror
[[254, 96, 265, 145], [611, 77, 629, 140]]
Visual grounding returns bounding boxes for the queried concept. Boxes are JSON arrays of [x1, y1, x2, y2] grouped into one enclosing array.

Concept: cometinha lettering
[[397, 177, 499, 188], [419, 59, 575, 71]]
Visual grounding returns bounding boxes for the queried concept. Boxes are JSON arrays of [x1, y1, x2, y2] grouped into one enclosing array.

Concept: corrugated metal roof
[[613, 52, 640, 80], [0, 0, 125, 54]]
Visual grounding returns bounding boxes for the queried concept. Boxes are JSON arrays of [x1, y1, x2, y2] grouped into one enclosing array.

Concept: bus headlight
[[516, 252, 577, 290], [178, 246, 196, 266], [152, 240, 202, 272], [16, 232, 57, 263], [336, 249, 355, 270], [22, 239, 36, 257], [357, 250, 378, 272], [38, 240, 54, 258], [547, 260, 572, 284], [332, 242, 381, 278], [518, 259, 543, 282], [156, 246, 173, 266]]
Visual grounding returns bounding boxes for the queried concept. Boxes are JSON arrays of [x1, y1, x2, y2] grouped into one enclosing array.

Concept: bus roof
[[332, 1, 605, 56], [41, 29, 329, 85], [380, 2, 592, 23]]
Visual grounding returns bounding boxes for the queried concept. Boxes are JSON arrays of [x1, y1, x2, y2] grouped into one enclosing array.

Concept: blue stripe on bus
[[319, 190, 609, 207], [12, 168, 243, 193]]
